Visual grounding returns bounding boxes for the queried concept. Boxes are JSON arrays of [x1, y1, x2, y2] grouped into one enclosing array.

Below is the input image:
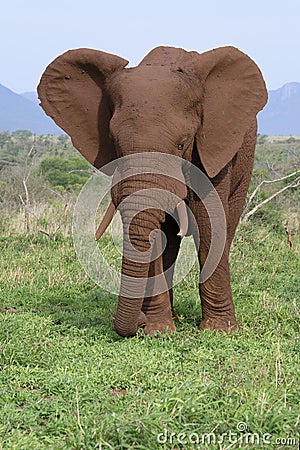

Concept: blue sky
[[1, 0, 299, 93]]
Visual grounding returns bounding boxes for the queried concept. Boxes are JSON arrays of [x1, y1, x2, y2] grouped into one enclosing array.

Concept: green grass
[[0, 224, 299, 449]]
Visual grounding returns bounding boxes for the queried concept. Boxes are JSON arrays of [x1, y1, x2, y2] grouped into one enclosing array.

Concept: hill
[[258, 82, 300, 135], [0, 84, 63, 134], [0, 81, 300, 136], [21, 91, 40, 105]]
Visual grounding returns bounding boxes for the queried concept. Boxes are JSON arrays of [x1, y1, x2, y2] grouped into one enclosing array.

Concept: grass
[[0, 223, 299, 449]]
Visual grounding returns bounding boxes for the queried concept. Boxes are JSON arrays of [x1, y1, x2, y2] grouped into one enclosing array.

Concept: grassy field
[[0, 221, 299, 449]]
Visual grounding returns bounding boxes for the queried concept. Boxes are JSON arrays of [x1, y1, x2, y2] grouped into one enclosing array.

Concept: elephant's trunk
[[114, 196, 163, 337], [111, 156, 187, 337]]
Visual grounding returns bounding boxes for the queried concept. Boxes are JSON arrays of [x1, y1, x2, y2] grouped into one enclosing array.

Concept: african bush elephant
[[38, 45, 267, 337]]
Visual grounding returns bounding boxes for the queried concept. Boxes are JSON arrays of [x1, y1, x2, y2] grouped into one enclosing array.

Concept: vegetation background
[[0, 131, 299, 449]]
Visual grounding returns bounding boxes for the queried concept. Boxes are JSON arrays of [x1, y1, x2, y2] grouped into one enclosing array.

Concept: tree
[[39, 156, 92, 190], [242, 170, 300, 222], [19, 138, 37, 232]]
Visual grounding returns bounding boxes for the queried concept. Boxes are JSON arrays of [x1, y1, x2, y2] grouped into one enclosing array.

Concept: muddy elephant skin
[[38, 45, 267, 337]]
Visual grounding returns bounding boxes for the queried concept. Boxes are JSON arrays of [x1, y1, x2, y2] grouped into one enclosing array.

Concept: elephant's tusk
[[95, 201, 116, 241], [176, 200, 189, 237]]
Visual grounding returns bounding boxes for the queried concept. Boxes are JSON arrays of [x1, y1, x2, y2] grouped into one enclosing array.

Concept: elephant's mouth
[[95, 199, 188, 241], [95, 155, 189, 242]]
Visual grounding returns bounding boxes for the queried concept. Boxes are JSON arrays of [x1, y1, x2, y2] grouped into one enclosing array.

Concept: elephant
[[37, 45, 267, 337]]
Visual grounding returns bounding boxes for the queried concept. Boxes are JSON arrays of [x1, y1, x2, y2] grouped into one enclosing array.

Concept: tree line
[[0, 130, 299, 237]]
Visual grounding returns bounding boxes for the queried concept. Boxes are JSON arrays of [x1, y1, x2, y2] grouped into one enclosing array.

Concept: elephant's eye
[[178, 144, 184, 151]]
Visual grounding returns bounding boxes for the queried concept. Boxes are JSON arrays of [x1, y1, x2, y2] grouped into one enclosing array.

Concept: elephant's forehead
[[109, 66, 186, 103]]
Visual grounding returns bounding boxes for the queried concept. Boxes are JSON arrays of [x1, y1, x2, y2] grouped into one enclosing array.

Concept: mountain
[[21, 91, 40, 105], [0, 84, 63, 134], [258, 82, 300, 136], [0, 82, 299, 136]]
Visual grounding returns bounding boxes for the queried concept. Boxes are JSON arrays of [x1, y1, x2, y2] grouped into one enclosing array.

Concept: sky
[[1, 0, 299, 93]]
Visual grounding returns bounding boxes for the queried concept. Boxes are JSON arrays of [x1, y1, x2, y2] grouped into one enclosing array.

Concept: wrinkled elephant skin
[[38, 45, 268, 337]]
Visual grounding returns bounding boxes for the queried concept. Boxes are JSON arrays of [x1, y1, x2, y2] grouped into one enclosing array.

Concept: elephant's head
[[38, 45, 267, 336]]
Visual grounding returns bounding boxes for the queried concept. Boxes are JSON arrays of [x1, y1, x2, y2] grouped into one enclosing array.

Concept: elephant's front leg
[[141, 231, 177, 335], [191, 168, 239, 332], [198, 238, 238, 332]]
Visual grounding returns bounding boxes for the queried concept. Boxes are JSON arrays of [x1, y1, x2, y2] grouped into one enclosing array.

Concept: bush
[[39, 156, 91, 190]]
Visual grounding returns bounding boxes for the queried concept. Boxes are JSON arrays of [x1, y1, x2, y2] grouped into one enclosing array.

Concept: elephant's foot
[[144, 318, 177, 336], [137, 311, 147, 328], [137, 312, 176, 336], [199, 317, 239, 333]]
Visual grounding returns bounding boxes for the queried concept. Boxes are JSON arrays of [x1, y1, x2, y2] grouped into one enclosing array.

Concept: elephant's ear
[[37, 49, 128, 170], [186, 46, 267, 178]]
